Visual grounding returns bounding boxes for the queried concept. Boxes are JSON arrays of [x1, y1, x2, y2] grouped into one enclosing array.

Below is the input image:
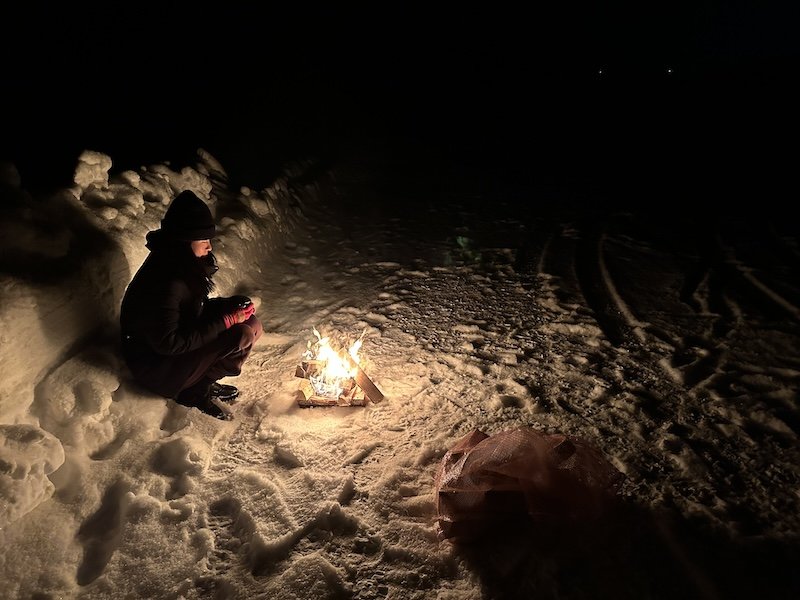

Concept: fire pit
[[294, 328, 384, 407]]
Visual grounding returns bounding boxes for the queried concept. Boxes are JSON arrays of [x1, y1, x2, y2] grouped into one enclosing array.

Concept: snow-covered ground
[[1, 147, 799, 599]]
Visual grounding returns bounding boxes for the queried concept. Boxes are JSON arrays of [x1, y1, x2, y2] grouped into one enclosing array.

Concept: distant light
[[667, 68, 673, 74], [598, 69, 603, 75]]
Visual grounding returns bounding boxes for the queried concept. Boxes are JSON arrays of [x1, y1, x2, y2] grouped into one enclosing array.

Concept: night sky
[[3, 3, 798, 204]]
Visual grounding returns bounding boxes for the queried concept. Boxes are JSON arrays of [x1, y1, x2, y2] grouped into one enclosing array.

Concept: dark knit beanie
[[160, 190, 216, 241]]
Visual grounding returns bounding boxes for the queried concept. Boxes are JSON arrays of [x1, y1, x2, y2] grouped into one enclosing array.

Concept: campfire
[[294, 327, 384, 407]]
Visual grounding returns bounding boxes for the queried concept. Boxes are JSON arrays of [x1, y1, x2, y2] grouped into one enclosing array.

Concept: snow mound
[[0, 424, 65, 527], [0, 148, 323, 529]]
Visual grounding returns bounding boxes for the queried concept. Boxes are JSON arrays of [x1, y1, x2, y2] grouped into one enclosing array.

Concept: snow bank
[[0, 149, 322, 526], [0, 423, 64, 527]]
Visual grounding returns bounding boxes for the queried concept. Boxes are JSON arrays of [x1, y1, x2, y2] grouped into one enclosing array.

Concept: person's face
[[191, 239, 212, 257]]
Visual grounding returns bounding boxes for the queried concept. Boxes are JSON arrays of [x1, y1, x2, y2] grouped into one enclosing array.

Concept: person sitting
[[120, 189, 262, 418]]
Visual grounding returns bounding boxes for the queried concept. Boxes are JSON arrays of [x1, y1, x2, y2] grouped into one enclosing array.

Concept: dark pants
[[125, 315, 263, 403]]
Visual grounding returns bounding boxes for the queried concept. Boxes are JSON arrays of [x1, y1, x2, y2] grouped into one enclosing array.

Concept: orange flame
[[303, 327, 364, 398]]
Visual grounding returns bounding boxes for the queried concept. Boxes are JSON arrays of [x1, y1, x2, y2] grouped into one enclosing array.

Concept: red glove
[[223, 303, 255, 328]]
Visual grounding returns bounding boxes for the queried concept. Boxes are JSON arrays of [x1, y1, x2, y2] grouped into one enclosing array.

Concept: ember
[[295, 328, 384, 407]]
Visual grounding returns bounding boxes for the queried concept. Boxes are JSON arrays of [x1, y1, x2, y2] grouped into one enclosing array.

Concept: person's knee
[[234, 323, 256, 350], [219, 324, 254, 352]]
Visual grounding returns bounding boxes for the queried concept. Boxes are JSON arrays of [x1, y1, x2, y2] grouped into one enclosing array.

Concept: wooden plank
[[354, 365, 384, 403], [297, 393, 369, 407], [295, 361, 322, 379], [294, 375, 369, 407]]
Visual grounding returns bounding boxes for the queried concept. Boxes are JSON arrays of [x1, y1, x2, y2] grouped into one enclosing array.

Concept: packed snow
[[1, 146, 799, 599]]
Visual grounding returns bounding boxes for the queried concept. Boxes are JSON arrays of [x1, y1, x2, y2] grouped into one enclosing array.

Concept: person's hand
[[230, 295, 252, 309], [223, 303, 255, 328]]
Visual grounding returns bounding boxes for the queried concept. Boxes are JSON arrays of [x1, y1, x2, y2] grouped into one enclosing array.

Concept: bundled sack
[[434, 426, 625, 542]]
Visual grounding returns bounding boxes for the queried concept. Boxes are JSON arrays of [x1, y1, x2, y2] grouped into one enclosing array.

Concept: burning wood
[[294, 329, 384, 407]]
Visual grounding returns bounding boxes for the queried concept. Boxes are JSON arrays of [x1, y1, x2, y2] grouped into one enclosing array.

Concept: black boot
[[196, 394, 231, 420], [175, 379, 211, 407], [209, 382, 240, 403], [176, 380, 229, 420]]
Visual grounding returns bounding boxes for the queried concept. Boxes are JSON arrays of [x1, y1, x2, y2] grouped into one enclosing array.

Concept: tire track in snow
[[674, 217, 800, 403], [525, 216, 629, 347], [518, 207, 800, 535], [532, 215, 645, 347], [714, 231, 800, 320]]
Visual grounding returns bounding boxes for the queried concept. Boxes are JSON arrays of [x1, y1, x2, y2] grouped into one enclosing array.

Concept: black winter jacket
[[120, 231, 228, 365]]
